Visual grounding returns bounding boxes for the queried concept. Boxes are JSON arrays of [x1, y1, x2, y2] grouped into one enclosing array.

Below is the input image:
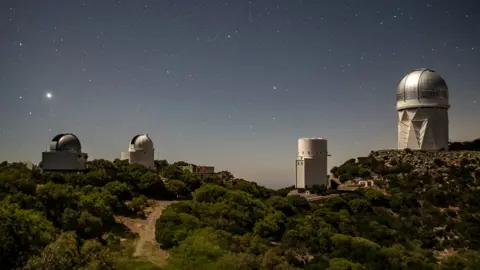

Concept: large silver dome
[[50, 133, 82, 152], [130, 134, 154, 151], [396, 68, 449, 103]]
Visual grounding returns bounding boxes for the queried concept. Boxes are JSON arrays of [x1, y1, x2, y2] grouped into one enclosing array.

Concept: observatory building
[[120, 134, 155, 169], [295, 138, 329, 189], [180, 164, 216, 179], [41, 133, 88, 172], [396, 68, 450, 150]]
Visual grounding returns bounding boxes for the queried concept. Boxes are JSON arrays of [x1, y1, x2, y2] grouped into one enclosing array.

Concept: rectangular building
[[41, 151, 88, 172], [295, 158, 328, 188], [180, 164, 215, 179]]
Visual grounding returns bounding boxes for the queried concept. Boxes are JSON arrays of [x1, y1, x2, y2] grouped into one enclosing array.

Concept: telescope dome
[[396, 68, 449, 110]]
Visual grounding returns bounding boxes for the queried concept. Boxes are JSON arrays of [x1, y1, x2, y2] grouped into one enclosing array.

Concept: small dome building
[[121, 134, 155, 169], [396, 68, 450, 150], [41, 133, 88, 172]]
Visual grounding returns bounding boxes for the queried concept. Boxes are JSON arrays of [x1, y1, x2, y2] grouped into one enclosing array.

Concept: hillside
[[154, 148, 480, 269], [2, 147, 480, 269], [372, 150, 480, 174], [331, 149, 480, 184], [0, 159, 281, 270]]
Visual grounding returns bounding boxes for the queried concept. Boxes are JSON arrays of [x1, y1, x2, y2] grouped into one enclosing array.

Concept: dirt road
[[133, 200, 176, 258]]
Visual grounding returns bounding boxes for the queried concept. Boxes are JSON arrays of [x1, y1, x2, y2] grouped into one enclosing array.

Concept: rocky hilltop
[[331, 149, 480, 185], [371, 150, 480, 174], [326, 147, 480, 259]]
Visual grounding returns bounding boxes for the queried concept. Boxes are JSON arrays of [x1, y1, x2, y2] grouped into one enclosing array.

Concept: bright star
[[46, 92, 52, 99]]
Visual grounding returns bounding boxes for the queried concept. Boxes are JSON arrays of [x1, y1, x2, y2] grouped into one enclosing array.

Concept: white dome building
[[41, 133, 88, 172], [121, 134, 155, 169], [396, 68, 450, 150]]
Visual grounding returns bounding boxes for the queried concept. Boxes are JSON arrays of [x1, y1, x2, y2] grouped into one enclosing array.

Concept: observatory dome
[[51, 133, 82, 152], [396, 68, 449, 110], [130, 134, 154, 151]]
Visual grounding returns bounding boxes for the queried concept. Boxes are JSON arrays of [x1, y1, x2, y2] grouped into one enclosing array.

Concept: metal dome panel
[[51, 133, 82, 152], [130, 134, 154, 151], [396, 68, 450, 110]]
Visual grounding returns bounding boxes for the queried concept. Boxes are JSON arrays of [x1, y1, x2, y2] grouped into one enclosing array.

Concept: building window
[[438, 90, 447, 99], [405, 91, 417, 99]]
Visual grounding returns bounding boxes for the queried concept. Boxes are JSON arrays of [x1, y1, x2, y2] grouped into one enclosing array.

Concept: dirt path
[[133, 200, 176, 258]]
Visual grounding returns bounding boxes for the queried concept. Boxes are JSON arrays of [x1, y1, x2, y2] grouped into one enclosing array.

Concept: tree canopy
[[3, 148, 480, 269], [155, 150, 480, 269]]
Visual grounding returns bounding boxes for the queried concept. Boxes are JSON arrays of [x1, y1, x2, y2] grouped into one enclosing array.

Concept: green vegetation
[[330, 156, 414, 183], [0, 159, 237, 269], [156, 151, 480, 269], [449, 139, 480, 151], [4, 146, 480, 269]]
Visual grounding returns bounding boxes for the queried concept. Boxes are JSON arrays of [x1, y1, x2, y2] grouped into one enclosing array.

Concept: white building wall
[[127, 149, 155, 169], [296, 138, 328, 188], [397, 107, 449, 150], [295, 160, 305, 188], [42, 151, 87, 171], [120, 151, 130, 161]]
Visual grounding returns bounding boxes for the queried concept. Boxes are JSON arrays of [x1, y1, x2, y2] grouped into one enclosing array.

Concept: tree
[[154, 159, 169, 173], [216, 170, 234, 181], [155, 212, 203, 248], [0, 203, 56, 269], [3, 148, 480, 269], [439, 250, 480, 269], [165, 180, 189, 197], [137, 172, 173, 199], [23, 232, 80, 270], [161, 165, 184, 180], [253, 211, 286, 241], [327, 258, 363, 270]]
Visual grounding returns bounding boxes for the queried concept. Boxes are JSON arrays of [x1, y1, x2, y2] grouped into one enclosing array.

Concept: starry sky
[[1, 0, 479, 188]]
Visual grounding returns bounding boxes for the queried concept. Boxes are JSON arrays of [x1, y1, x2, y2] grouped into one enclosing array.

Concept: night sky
[[1, 0, 479, 188]]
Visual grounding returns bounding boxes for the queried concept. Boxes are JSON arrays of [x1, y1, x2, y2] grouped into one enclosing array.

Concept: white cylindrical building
[[396, 68, 450, 150], [295, 138, 328, 189]]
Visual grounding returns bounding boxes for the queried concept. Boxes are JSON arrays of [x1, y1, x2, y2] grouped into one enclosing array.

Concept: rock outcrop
[[370, 150, 480, 175]]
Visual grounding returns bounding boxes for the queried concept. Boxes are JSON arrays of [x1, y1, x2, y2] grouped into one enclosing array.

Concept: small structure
[[358, 180, 375, 188], [41, 133, 88, 172], [180, 164, 215, 179], [295, 138, 330, 189], [120, 134, 155, 169]]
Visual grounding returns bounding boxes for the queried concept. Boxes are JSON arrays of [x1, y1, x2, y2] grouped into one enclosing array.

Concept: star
[[46, 92, 53, 99]]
